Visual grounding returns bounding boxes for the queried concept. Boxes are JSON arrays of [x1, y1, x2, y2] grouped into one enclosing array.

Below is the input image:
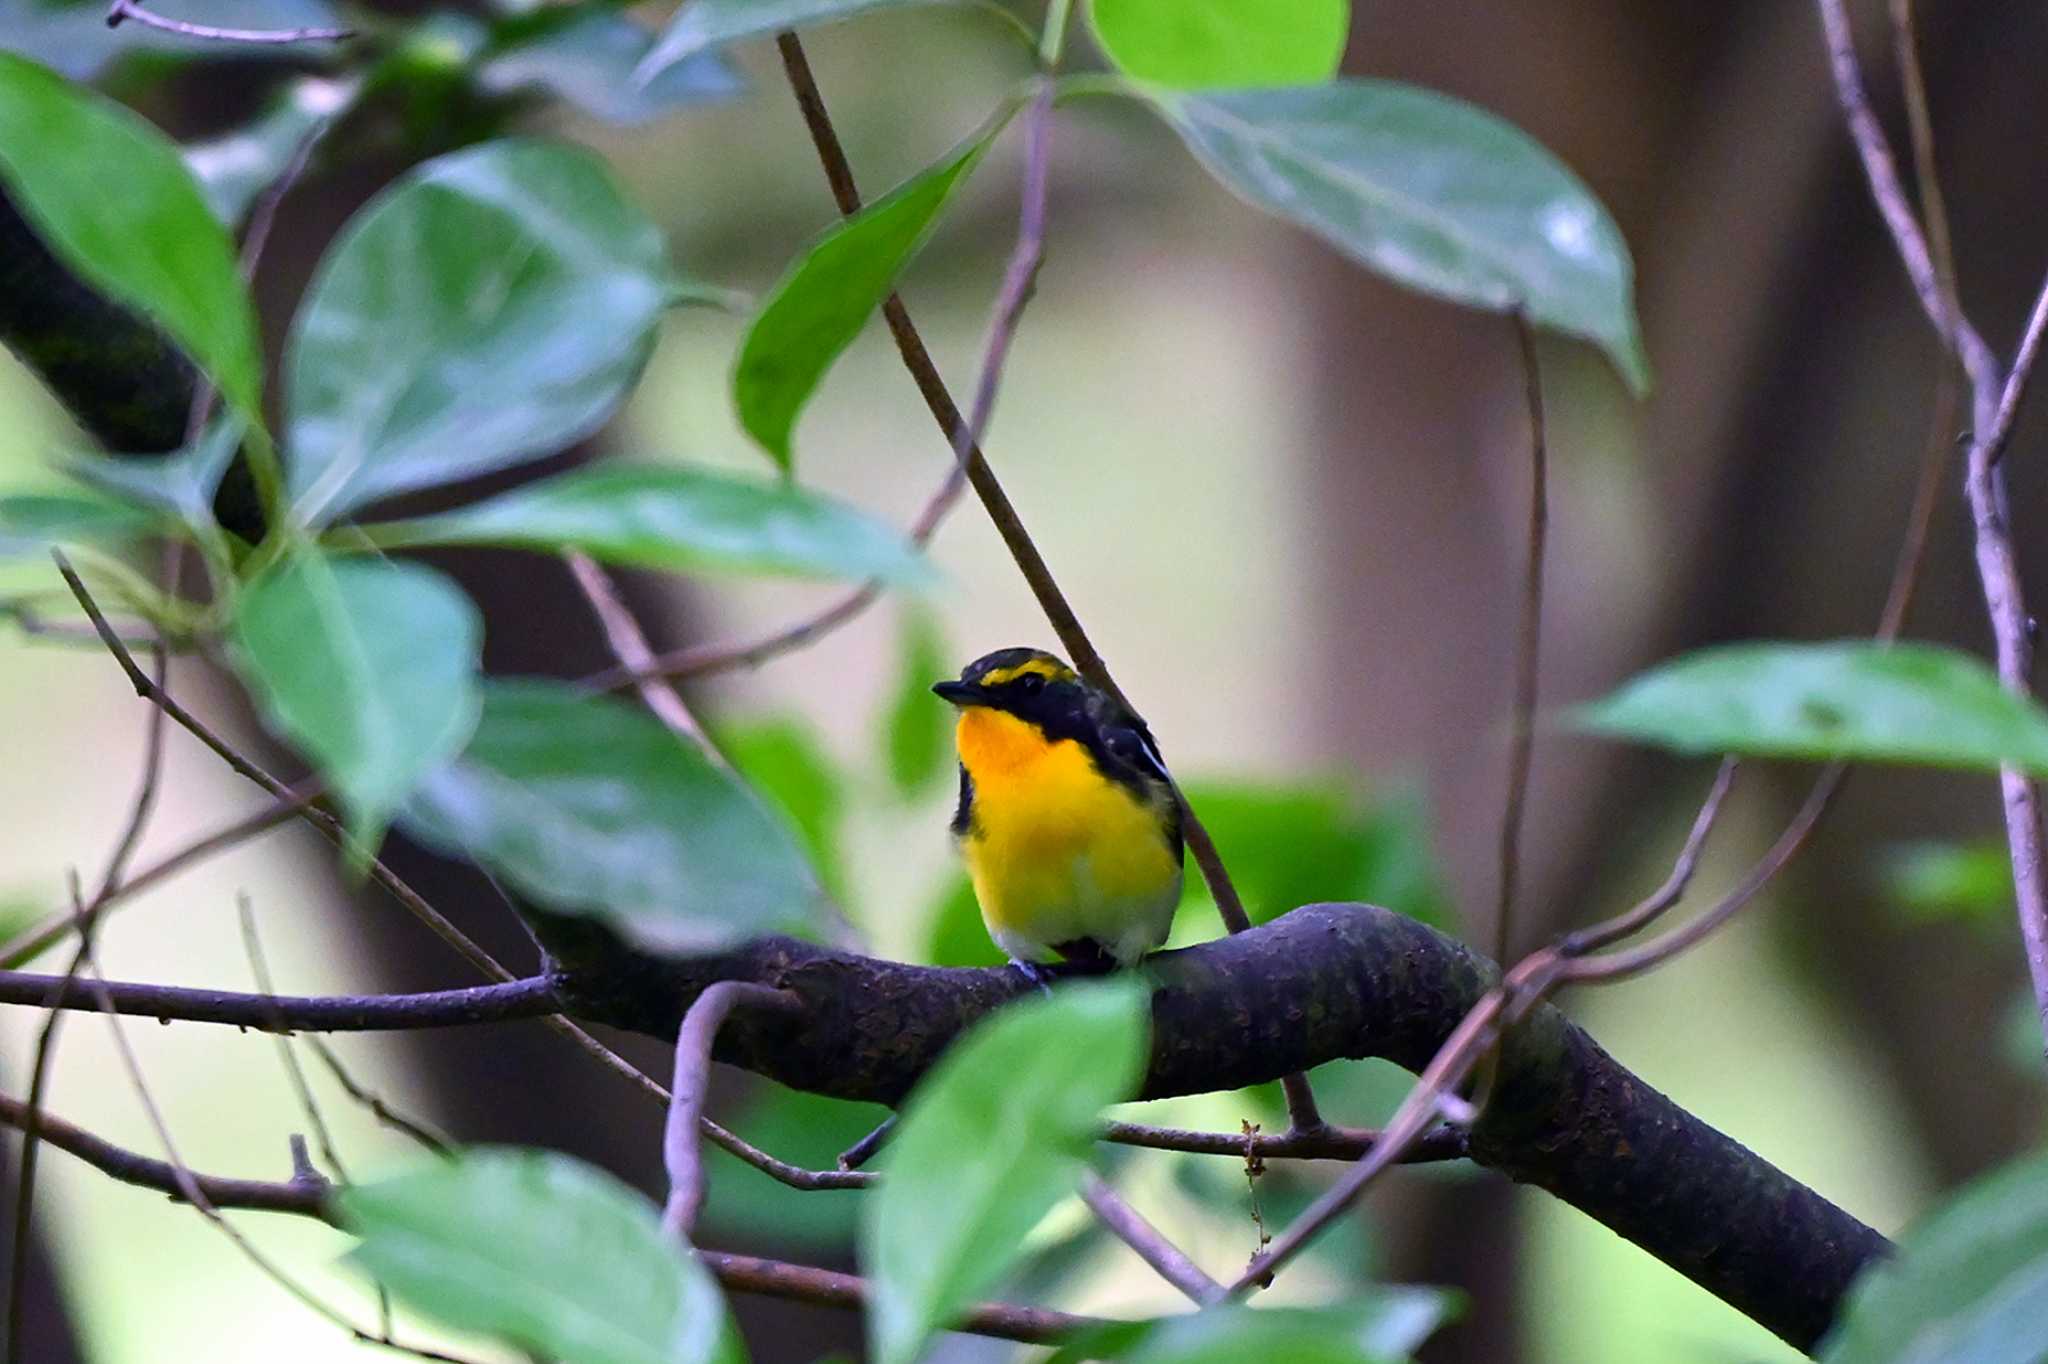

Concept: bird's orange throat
[[954, 706, 1071, 781]]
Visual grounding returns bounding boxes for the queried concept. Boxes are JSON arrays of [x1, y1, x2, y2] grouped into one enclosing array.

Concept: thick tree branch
[[541, 900, 1887, 1350]]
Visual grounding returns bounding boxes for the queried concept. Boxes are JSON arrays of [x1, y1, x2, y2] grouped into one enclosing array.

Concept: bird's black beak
[[931, 679, 979, 705]]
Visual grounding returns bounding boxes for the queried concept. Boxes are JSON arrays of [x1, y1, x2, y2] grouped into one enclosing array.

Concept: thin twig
[[4, 875, 99, 1364], [47, 562, 870, 1201], [2, 785, 315, 967], [564, 550, 720, 757], [0, 1091, 1096, 1347], [659, 982, 802, 1242], [303, 1039, 454, 1157], [1078, 1172, 1223, 1305], [1493, 310, 1549, 965], [0, 971, 561, 1030], [774, 30, 1318, 1128], [238, 900, 349, 1180], [1817, 0, 2048, 1054], [104, 0, 351, 43], [76, 937, 479, 1363], [1557, 760, 1740, 955], [837, 1116, 896, 1170]]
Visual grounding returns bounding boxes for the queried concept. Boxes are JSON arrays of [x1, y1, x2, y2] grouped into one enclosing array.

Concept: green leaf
[[284, 138, 673, 522], [1178, 781, 1451, 931], [635, 0, 941, 86], [1051, 1294, 1456, 1364], [883, 608, 950, 799], [66, 418, 241, 538], [360, 464, 932, 584], [1089, 0, 1347, 90], [735, 126, 999, 471], [480, 8, 745, 127], [719, 717, 850, 905], [0, 492, 155, 558], [865, 979, 1150, 1364], [1575, 641, 2048, 775], [341, 1148, 744, 1364], [400, 680, 830, 955], [1818, 1150, 2048, 1363], [228, 551, 482, 856], [1882, 841, 2014, 929], [0, 53, 264, 426], [1154, 81, 1647, 393], [184, 75, 358, 228]]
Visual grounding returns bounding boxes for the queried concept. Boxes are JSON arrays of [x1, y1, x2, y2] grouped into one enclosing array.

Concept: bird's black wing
[[949, 762, 974, 836]]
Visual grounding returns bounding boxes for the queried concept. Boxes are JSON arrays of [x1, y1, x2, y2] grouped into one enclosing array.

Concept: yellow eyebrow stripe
[[978, 659, 1072, 687]]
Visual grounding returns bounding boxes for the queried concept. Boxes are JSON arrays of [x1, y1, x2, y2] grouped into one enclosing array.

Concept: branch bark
[[542, 900, 1887, 1351]]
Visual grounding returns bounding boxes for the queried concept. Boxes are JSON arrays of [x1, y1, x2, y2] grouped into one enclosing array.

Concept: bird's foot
[[1009, 959, 1059, 997]]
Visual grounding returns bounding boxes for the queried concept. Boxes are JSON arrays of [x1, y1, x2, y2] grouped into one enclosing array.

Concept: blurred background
[[3, 0, 2047, 1359]]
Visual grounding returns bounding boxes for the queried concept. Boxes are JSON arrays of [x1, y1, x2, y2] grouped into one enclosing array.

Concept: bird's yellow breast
[[953, 708, 1180, 960]]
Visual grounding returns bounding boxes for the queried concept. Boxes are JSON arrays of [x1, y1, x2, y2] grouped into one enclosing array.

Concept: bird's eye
[[1017, 673, 1046, 696]]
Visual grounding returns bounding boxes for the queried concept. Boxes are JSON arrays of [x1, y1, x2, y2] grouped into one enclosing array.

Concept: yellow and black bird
[[933, 647, 1183, 985]]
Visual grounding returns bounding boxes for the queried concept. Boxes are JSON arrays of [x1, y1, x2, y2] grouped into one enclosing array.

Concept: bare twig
[[659, 982, 803, 1242], [0, 1090, 1095, 1347], [1817, 0, 2048, 1052], [0, 970, 561, 1030], [303, 1039, 454, 1157], [239, 901, 349, 1180], [76, 937, 478, 1363], [104, 0, 351, 43], [837, 1116, 896, 1170], [1078, 1171, 1223, 1305], [49, 555, 882, 1202], [1557, 760, 1740, 955], [3, 785, 315, 966], [773, 30, 1318, 1127], [565, 550, 719, 756], [1493, 310, 1549, 965], [4, 875, 99, 1364]]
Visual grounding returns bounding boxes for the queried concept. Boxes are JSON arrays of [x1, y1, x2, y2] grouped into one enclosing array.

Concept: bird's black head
[[931, 647, 1087, 729]]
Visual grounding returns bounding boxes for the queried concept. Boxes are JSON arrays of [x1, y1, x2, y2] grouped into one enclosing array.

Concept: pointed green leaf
[[736, 127, 999, 470], [480, 8, 745, 127], [184, 75, 358, 228], [229, 551, 482, 855], [361, 464, 932, 584], [1048, 1293, 1458, 1364], [0, 493, 155, 558], [865, 979, 1149, 1364], [66, 418, 241, 536], [1575, 641, 2048, 774], [284, 139, 673, 522], [1090, 0, 1347, 90], [0, 52, 264, 426], [342, 1149, 744, 1364], [635, 0, 942, 85], [1819, 1150, 2048, 1363], [882, 608, 950, 799], [1154, 80, 1647, 392], [400, 680, 830, 955]]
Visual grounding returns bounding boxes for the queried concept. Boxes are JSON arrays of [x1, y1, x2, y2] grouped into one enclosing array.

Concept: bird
[[932, 646, 1184, 987]]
